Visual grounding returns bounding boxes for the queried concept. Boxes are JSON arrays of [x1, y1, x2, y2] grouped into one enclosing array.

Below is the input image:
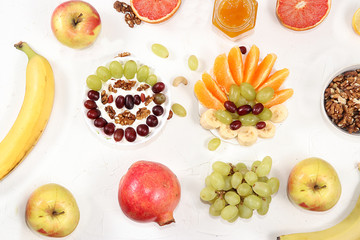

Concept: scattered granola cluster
[[113, 1, 141, 28]]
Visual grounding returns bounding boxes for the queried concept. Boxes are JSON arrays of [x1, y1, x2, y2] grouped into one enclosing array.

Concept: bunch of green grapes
[[200, 156, 279, 222]]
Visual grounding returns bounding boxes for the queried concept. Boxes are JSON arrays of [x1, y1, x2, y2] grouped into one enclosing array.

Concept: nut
[[172, 76, 188, 87]]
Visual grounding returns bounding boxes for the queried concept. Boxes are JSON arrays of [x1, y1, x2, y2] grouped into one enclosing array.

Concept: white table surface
[[1, 0, 360, 239]]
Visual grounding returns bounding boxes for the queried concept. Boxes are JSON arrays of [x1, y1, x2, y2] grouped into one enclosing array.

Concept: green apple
[[25, 183, 80, 237], [287, 157, 341, 211], [51, 1, 101, 49]]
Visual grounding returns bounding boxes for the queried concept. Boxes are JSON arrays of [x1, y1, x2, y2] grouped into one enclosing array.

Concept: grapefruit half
[[130, 0, 181, 24], [276, 0, 331, 31]]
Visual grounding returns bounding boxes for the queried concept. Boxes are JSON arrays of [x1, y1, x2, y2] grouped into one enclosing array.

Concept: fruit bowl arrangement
[[83, 56, 171, 145], [195, 45, 294, 146]]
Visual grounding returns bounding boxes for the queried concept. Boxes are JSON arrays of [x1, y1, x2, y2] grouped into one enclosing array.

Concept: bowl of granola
[[83, 56, 171, 145], [322, 64, 360, 136]]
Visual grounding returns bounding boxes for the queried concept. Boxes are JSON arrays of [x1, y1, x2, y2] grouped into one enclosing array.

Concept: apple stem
[[52, 210, 65, 216], [73, 13, 83, 26], [14, 42, 38, 60]]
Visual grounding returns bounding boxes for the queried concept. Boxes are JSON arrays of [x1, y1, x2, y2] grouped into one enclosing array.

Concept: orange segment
[[250, 53, 277, 89], [243, 45, 260, 84], [257, 68, 290, 91], [194, 80, 225, 110], [264, 88, 294, 108], [213, 53, 236, 94], [228, 46, 244, 85], [202, 72, 228, 103]]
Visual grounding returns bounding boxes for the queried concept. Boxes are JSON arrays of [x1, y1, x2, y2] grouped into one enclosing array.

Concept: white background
[[1, 0, 360, 239]]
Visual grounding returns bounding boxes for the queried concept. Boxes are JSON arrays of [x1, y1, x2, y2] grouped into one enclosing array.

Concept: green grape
[[213, 198, 226, 211], [220, 205, 238, 220], [267, 177, 280, 194], [229, 84, 241, 103], [235, 95, 248, 107], [188, 55, 199, 71], [238, 203, 253, 219], [151, 43, 169, 58], [224, 191, 241, 205], [239, 113, 259, 126], [263, 196, 272, 204], [237, 183, 253, 197], [258, 108, 272, 121], [227, 215, 238, 223], [209, 204, 221, 216], [210, 172, 225, 190], [235, 163, 248, 175], [96, 66, 111, 82], [205, 175, 212, 187], [257, 200, 270, 215], [208, 138, 221, 151], [256, 87, 275, 104], [256, 156, 272, 177], [212, 161, 231, 176], [252, 182, 272, 197], [109, 61, 123, 78], [223, 176, 232, 191], [251, 160, 261, 172], [244, 171, 258, 185], [124, 60, 137, 79], [208, 197, 217, 205], [247, 100, 256, 107], [200, 187, 217, 201], [231, 172, 243, 189], [171, 103, 187, 117], [136, 65, 149, 82], [230, 112, 240, 120], [258, 176, 269, 182], [86, 75, 102, 91], [244, 195, 262, 210], [146, 74, 158, 86], [215, 110, 233, 124], [240, 82, 256, 100]]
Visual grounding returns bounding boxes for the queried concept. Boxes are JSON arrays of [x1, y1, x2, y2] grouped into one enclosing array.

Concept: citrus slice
[[202, 72, 228, 103], [276, 0, 331, 31], [243, 45, 260, 84], [130, 0, 181, 23], [213, 53, 236, 94], [353, 8, 360, 36], [194, 80, 225, 110], [228, 46, 244, 85], [257, 68, 290, 91], [264, 88, 294, 108], [250, 53, 277, 89]]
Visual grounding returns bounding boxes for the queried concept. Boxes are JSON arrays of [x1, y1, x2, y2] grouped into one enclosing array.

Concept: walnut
[[116, 52, 131, 58], [115, 110, 136, 125], [105, 106, 116, 119], [101, 90, 108, 104], [136, 108, 150, 120], [137, 84, 150, 91], [108, 84, 117, 93], [113, 1, 141, 28], [144, 96, 154, 106], [114, 80, 136, 90]]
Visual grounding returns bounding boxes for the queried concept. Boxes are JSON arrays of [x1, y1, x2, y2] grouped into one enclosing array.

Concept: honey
[[212, 0, 258, 40]]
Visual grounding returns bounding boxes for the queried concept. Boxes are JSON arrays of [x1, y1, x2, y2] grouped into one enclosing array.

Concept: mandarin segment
[[213, 53, 236, 94], [243, 45, 260, 84], [257, 68, 290, 91], [202, 72, 228, 103], [250, 53, 277, 89], [264, 88, 294, 108], [194, 80, 225, 110], [228, 46, 244, 85]]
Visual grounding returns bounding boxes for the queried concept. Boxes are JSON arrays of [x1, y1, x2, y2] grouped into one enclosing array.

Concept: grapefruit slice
[[228, 46, 244, 85], [243, 45, 260, 84], [264, 88, 294, 108], [257, 68, 290, 91], [276, 0, 331, 31], [250, 53, 277, 89], [202, 72, 228, 103], [194, 81, 225, 110], [130, 0, 181, 23], [213, 53, 236, 94]]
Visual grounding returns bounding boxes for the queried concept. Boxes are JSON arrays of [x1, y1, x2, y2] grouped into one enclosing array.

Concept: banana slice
[[237, 126, 258, 146], [270, 104, 288, 123], [218, 124, 238, 139], [258, 121, 276, 138], [200, 109, 221, 129]]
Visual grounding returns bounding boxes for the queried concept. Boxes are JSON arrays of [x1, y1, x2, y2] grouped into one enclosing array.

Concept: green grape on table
[[240, 82, 256, 101], [209, 204, 221, 216], [215, 110, 233, 125], [244, 194, 262, 210], [256, 86, 274, 104], [252, 182, 272, 197], [224, 191, 240, 205], [212, 161, 231, 176], [244, 171, 258, 185], [251, 160, 261, 172], [136, 65, 149, 82], [237, 183, 253, 197], [210, 172, 225, 190], [238, 203, 254, 219], [229, 84, 241, 103], [109, 61, 123, 78], [267, 177, 280, 194], [258, 107, 272, 121], [124, 60, 137, 79], [96, 66, 111, 82], [151, 43, 169, 58], [220, 205, 238, 221], [86, 75, 102, 91], [200, 187, 217, 201], [257, 199, 270, 215], [172, 103, 187, 117], [146, 74, 158, 86], [223, 176, 232, 191], [208, 138, 221, 151], [239, 113, 259, 126], [231, 172, 243, 189], [188, 55, 199, 71], [256, 156, 272, 177], [213, 198, 226, 211]]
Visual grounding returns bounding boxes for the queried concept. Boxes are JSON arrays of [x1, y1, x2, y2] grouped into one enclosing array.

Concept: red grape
[[115, 95, 125, 109], [125, 95, 134, 109], [114, 128, 124, 142], [237, 105, 252, 116], [252, 103, 264, 115], [94, 117, 107, 128], [87, 109, 101, 119], [154, 93, 166, 104], [146, 115, 158, 127], [88, 90, 100, 100], [84, 100, 97, 109], [137, 124, 149, 137], [152, 82, 165, 93], [152, 105, 164, 116], [104, 123, 115, 135], [256, 121, 266, 129], [230, 120, 242, 130], [125, 127, 137, 142], [134, 95, 141, 105], [240, 46, 247, 54], [224, 101, 237, 113]]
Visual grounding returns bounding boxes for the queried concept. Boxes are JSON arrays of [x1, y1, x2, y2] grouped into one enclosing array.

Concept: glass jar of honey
[[212, 0, 258, 40]]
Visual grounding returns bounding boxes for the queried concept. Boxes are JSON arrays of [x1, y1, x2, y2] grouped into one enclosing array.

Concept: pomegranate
[[118, 160, 181, 226]]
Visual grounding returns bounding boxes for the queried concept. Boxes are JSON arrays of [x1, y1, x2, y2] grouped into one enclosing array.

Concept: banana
[[0, 42, 55, 180], [237, 126, 258, 146], [200, 109, 221, 129], [278, 192, 360, 240], [270, 104, 288, 123], [218, 124, 238, 139], [257, 121, 276, 138]]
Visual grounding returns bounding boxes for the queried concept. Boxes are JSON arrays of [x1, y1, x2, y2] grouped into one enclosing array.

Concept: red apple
[[25, 183, 80, 237], [51, 1, 101, 49], [287, 157, 341, 211]]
